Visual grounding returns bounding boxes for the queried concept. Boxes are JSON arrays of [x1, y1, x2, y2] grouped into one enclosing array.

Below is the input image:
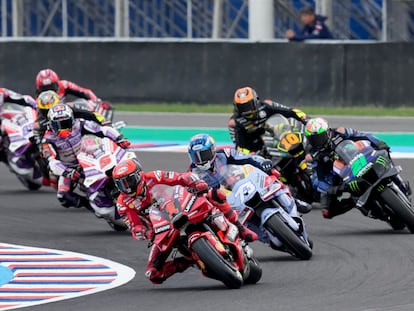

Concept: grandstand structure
[[0, 0, 413, 41]]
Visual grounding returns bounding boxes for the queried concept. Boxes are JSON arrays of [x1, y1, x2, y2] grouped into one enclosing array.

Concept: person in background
[[228, 86, 308, 154], [286, 6, 333, 41]]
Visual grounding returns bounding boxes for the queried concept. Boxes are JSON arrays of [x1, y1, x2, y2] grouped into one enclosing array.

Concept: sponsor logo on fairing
[[155, 224, 171, 234], [184, 196, 196, 213]]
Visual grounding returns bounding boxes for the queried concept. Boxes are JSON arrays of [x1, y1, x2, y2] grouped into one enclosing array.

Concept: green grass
[[114, 103, 414, 116]]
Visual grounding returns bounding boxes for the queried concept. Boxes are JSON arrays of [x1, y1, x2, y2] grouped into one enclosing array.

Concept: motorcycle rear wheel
[[191, 238, 243, 289], [380, 186, 414, 233], [265, 214, 313, 260]]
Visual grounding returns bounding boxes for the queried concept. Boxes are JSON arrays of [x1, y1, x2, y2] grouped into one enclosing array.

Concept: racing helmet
[[112, 158, 145, 196], [36, 90, 60, 117], [233, 87, 259, 119], [304, 118, 330, 149], [47, 103, 74, 139], [36, 68, 59, 93], [188, 134, 216, 171]]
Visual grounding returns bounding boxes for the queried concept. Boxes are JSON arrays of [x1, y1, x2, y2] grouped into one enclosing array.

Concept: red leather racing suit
[[36, 80, 98, 102], [116, 171, 244, 284]]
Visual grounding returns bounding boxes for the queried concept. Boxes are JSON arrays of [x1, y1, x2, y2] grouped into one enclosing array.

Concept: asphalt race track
[[1, 114, 414, 311]]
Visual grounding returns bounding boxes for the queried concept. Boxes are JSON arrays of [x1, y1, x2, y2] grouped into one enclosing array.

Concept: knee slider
[[145, 269, 165, 284]]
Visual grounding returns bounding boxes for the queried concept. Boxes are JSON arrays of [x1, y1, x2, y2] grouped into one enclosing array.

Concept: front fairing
[[149, 185, 195, 248], [333, 140, 397, 206], [221, 164, 287, 210], [77, 135, 136, 190], [1, 105, 36, 156], [262, 114, 306, 159]]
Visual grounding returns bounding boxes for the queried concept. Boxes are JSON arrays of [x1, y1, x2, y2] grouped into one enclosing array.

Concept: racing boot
[[295, 199, 312, 214], [208, 188, 258, 242], [225, 205, 258, 242], [145, 245, 192, 284], [234, 220, 258, 242], [321, 194, 353, 219]]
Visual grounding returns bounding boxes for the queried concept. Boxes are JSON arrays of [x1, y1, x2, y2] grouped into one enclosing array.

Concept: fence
[[1, 0, 414, 40]]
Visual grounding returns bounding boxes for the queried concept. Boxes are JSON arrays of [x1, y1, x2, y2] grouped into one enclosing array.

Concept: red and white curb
[[0, 243, 135, 310]]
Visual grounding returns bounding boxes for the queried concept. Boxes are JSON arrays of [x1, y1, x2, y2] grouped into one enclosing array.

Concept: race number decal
[[234, 181, 256, 202], [278, 132, 301, 152]]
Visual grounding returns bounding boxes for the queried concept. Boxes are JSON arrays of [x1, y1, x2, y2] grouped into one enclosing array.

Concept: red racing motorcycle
[[149, 184, 262, 289]]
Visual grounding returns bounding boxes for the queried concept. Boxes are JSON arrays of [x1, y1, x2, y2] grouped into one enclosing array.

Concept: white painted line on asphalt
[[0, 243, 135, 310]]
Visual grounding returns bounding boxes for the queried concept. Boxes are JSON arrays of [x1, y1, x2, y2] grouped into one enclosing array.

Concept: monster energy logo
[[375, 156, 388, 167], [377, 184, 385, 192], [348, 181, 360, 193]]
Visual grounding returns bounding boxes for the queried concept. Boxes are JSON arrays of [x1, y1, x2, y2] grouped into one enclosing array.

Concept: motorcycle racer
[[188, 133, 312, 214], [304, 117, 411, 219], [228, 86, 308, 153], [42, 103, 130, 208], [34, 90, 106, 145], [112, 158, 258, 284], [0, 87, 36, 110], [35, 68, 98, 101], [0, 88, 37, 163], [34, 91, 108, 186]]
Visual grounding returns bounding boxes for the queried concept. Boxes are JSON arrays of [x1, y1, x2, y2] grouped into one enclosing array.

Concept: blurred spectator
[[286, 6, 333, 41]]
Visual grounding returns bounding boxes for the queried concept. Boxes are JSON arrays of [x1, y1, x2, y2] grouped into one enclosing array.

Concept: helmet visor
[[115, 173, 141, 194], [236, 100, 256, 119], [51, 118, 72, 133], [309, 132, 329, 149], [193, 148, 214, 165], [38, 82, 58, 93]]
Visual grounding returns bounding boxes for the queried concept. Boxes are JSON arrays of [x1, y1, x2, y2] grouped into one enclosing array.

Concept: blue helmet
[[188, 134, 216, 170]]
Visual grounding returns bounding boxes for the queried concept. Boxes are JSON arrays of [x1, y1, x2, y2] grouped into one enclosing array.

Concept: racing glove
[[270, 168, 281, 178], [132, 225, 154, 241], [63, 169, 81, 181], [327, 184, 347, 196], [260, 160, 273, 173], [116, 136, 131, 149], [193, 180, 209, 193], [179, 173, 209, 193], [374, 140, 390, 152], [292, 108, 308, 124]]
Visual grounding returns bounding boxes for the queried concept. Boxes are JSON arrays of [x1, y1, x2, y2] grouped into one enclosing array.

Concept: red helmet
[[113, 159, 145, 196], [36, 69, 59, 92]]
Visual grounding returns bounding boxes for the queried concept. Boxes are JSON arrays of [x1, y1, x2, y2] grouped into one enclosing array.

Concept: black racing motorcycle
[[332, 139, 414, 232], [262, 114, 318, 204]]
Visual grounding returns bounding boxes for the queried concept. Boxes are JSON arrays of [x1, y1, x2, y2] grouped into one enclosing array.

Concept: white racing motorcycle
[[76, 134, 136, 231], [219, 164, 313, 260], [0, 103, 42, 190]]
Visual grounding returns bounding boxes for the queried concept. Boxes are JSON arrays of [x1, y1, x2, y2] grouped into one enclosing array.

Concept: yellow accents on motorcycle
[[299, 160, 307, 171], [237, 147, 251, 155], [93, 112, 106, 123]]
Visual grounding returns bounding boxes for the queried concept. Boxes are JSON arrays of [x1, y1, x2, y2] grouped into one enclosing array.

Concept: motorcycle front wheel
[[380, 185, 414, 233], [265, 214, 313, 260], [244, 256, 262, 284], [191, 237, 243, 289]]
